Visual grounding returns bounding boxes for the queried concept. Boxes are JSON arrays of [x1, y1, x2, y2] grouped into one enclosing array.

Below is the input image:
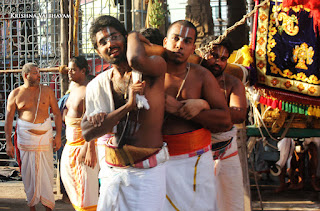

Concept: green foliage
[[149, 0, 166, 29]]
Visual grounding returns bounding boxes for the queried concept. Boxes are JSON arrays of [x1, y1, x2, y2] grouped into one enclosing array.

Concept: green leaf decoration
[[149, 0, 166, 28]]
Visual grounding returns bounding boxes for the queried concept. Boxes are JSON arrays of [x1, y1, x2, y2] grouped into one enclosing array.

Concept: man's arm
[[229, 77, 247, 124], [5, 90, 17, 158], [48, 87, 62, 151], [127, 32, 166, 77], [81, 81, 144, 141], [192, 67, 232, 133]]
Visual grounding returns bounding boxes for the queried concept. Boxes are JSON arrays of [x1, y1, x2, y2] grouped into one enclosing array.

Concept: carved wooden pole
[[68, 0, 74, 60], [60, 0, 69, 95], [186, 0, 214, 48]]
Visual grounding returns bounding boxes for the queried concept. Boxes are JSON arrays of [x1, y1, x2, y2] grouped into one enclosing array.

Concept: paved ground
[[0, 181, 73, 211], [251, 172, 320, 211], [1, 171, 320, 210]]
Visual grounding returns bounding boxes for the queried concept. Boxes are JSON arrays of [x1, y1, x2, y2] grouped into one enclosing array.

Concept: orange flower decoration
[[308, 86, 316, 94], [257, 61, 265, 69], [271, 78, 279, 86], [297, 84, 305, 92], [260, 13, 267, 21], [284, 81, 292, 88]]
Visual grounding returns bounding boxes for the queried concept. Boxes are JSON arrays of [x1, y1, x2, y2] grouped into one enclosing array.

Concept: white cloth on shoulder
[[17, 118, 55, 209], [85, 69, 149, 131]]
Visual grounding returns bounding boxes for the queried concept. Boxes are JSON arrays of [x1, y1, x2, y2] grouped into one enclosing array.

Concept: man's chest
[[165, 76, 202, 99], [16, 91, 48, 110]]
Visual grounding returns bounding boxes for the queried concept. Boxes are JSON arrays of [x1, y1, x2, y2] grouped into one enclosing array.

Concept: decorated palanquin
[[255, 0, 320, 95], [250, 0, 320, 130]]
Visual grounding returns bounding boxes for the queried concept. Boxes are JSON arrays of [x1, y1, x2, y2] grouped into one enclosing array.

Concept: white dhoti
[[165, 150, 216, 211], [97, 142, 168, 211], [17, 118, 55, 209], [163, 128, 216, 211], [98, 163, 166, 211], [61, 117, 99, 211], [212, 127, 244, 211]]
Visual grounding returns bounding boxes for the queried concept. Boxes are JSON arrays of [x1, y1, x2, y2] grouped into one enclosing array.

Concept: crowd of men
[[5, 15, 247, 211]]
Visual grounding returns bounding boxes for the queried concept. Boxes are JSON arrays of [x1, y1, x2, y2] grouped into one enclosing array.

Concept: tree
[[226, 0, 249, 50]]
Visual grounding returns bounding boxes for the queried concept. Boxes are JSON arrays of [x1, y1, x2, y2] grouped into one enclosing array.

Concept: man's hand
[[77, 142, 97, 168], [77, 144, 87, 165], [165, 95, 183, 115], [136, 32, 152, 46], [6, 141, 15, 158], [53, 135, 61, 152], [127, 81, 146, 110], [84, 142, 97, 168], [88, 112, 107, 127], [179, 99, 210, 120]]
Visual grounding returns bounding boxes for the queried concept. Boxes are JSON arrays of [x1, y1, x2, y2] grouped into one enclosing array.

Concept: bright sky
[[167, 0, 187, 22]]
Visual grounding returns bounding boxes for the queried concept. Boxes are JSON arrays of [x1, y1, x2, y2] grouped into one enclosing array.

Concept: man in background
[[5, 63, 61, 211]]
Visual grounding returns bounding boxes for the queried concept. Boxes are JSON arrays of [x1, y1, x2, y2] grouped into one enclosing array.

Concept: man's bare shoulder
[[225, 73, 244, 88], [9, 86, 24, 97], [40, 85, 56, 99], [190, 63, 215, 80], [40, 84, 54, 92]]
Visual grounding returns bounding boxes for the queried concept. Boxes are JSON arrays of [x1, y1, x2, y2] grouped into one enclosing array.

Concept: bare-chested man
[[201, 36, 247, 211], [80, 15, 168, 210], [162, 20, 232, 211], [60, 56, 99, 210], [5, 63, 61, 211]]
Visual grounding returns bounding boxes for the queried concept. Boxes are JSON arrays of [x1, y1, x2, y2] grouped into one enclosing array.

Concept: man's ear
[[163, 37, 167, 48]]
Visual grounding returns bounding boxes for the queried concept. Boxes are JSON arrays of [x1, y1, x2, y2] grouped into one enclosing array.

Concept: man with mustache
[[5, 63, 62, 211], [200, 36, 247, 211], [162, 20, 232, 210], [81, 15, 168, 210]]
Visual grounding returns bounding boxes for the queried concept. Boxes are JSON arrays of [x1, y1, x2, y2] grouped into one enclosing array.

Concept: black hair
[[200, 35, 234, 56], [167, 20, 198, 43], [70, 56, 89, 75], [90, 15, 127, 49], [140, 28, 164, 45]]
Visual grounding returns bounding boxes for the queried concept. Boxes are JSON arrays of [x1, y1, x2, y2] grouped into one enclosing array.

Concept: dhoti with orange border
[[212, 127, 244, 211], [16, 118, 55, 210], [61, 116, 99, 211], [163, 128, 217, 211]]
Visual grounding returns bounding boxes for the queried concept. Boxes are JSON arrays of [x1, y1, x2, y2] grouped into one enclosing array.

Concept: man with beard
[[81, 15, 168, 210], [200, 36, 247, 211], [162, 20, 232, 211], [5, 63, 61, 211]]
